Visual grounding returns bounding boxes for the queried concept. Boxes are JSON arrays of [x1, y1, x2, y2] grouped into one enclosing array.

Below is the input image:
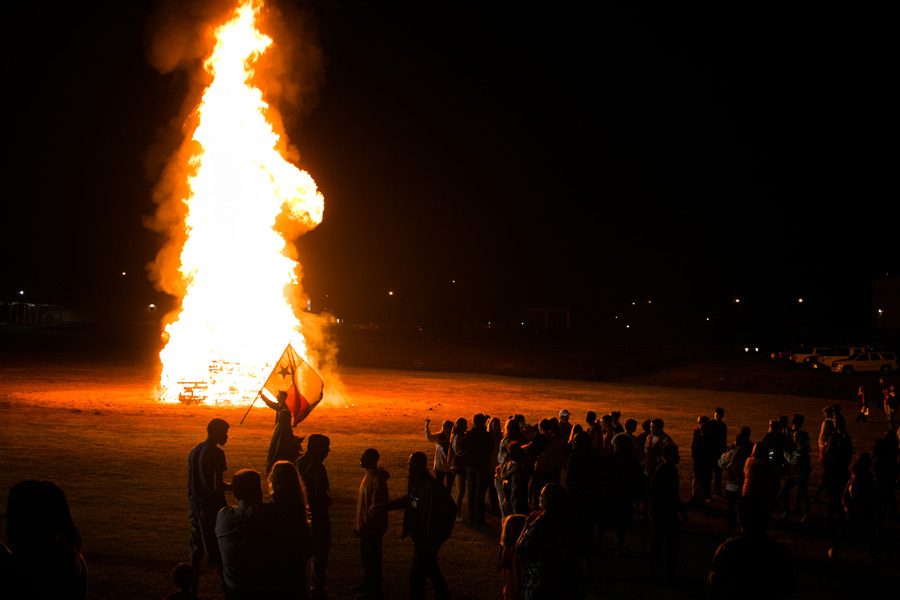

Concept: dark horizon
[[2, 1, 895, 345]]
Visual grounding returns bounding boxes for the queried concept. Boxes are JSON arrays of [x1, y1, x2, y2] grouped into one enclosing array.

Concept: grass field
[[1, 360, 898, 599]]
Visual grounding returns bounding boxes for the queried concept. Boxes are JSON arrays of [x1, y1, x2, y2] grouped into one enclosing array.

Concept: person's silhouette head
[[207, 418, 230, 445], [306, 434, 331, 460], [268, 461, 305, 505], [407, 451, 429, 479], [5, 480, 80, 554], [171, 562, 193, 593], [232, 469, 262, 505], [538, 483, 567, 516], [571, 431, 590, 453], [360, 448, 380, 470]]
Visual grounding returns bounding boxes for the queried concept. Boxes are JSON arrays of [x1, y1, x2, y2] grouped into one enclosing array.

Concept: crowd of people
[[2, 388, 899, 599]]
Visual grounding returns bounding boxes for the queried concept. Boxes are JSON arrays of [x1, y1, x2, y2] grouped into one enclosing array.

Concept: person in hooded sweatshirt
[[353, 448, 390, 600]]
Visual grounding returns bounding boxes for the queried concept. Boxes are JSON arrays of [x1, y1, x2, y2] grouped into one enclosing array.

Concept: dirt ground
[[1, 359, 898, 599]]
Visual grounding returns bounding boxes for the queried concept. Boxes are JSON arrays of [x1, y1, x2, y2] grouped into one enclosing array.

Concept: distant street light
[[734, 298, 741, 304], [18, 290, 24, 296], [797, 297, 804, 304], [388, 290, 395, 297]]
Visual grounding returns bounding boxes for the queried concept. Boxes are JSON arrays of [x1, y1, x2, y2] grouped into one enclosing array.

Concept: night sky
[[2, 2, 895, 342]]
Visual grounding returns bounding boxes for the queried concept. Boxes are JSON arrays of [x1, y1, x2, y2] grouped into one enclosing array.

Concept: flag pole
[[239, 392, 261, 426]]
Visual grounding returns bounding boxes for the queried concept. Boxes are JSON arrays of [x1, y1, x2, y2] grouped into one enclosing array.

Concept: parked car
[[794, 346, 839, 368], [790, 346, 818, 364], [812, 346, 870, 369], [831, 351, 898, 375]]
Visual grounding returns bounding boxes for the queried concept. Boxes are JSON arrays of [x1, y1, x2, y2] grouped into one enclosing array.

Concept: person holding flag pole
[[239, 341, 325, 426]]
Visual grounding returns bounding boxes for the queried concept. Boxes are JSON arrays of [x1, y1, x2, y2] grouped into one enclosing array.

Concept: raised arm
[[425, 418, 440, 443], [260, 393, 280, 410]]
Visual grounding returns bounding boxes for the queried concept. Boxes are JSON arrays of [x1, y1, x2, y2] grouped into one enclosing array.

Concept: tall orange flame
[[157, 0, 324, 404]]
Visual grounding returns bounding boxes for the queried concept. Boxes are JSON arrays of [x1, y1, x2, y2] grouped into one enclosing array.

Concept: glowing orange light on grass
[[158, 0, 323, 404]]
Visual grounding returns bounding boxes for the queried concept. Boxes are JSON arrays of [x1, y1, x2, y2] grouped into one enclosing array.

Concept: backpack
[[431, 481, 458, 544], [718, 447, 737, 470]]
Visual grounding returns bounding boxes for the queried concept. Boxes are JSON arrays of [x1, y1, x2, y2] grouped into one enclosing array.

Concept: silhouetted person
[[261, 460, 314, 598], [557, 409, 573, 448], [707, 496, 792, 599], [425, 418, 454, 491], [649, 444, 687, 582], [516, 484, 585, 600], [531, 420, 564, 514], [188, 418, 231, 596], [778, 414, 811, 522], [611, 418, 643, 463], [498, 418, 526, 464], [742, 442, 779, 510], [720, 427, 752, 534], [297, 434, 331, 600], [855, 385, 869, 422], [488, 416, 504, 516], [215, 469, 263, 599], [645, 418, 676, 478], [463, 413, 494, 526], [885, 385, 898, 429], [585, 411, 602, 450], [448, 417, 468, 522], [266, 408, 304, 474], [817, 405, 835, 460], [690, 415, 715, 505], [709, 407, 728, 496], [0, 480, 87, 600], [384, 452, 456, 600], [353, 448, 389, 600], [499, 514, 527, 600], [501, 442, 531, 518], [761, 419, 788, 483], [564, 431, 600, 578], [829, 452, 877, 562], [821, 415, 853, 543], [598, 433, 643, 556]]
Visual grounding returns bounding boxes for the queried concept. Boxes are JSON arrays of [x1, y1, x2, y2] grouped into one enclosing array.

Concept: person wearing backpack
[[383, 451, 456, 600], [719, 427, 752, 534]]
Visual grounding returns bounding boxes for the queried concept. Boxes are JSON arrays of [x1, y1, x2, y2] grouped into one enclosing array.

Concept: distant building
[[0, 302, 80, 327]]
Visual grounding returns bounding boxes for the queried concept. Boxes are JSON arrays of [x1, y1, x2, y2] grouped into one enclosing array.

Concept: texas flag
[[260, 343, 324, 426]]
